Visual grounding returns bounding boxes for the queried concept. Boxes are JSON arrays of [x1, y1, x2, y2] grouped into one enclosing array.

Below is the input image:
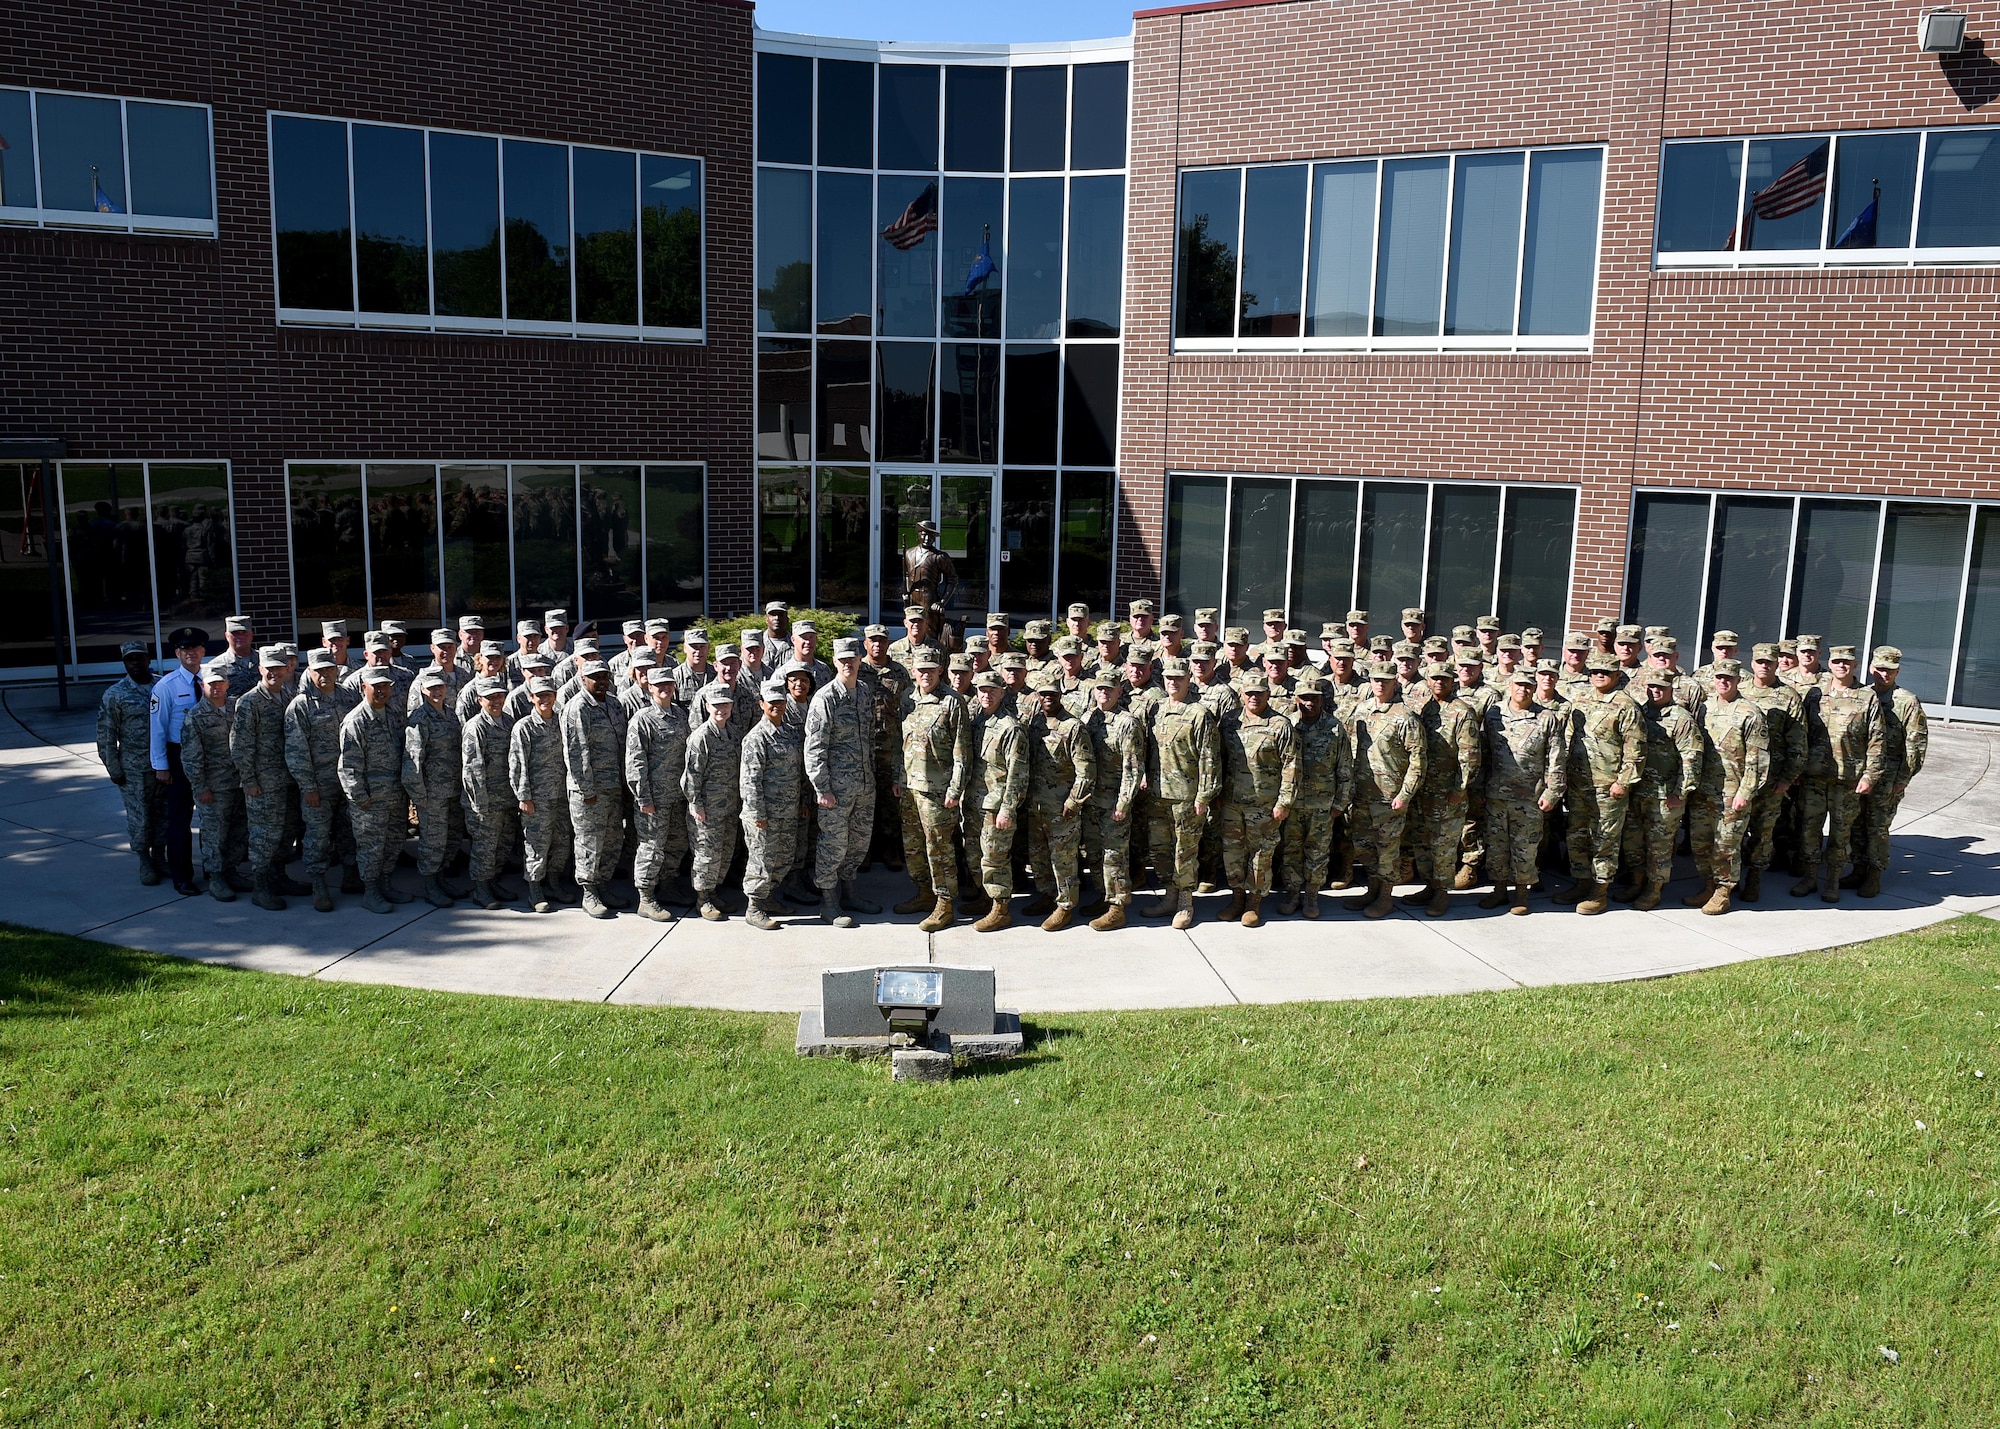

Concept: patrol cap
[[1161, 614, 1185, 632], [1828, 644, 1858, 662], [201, 662, 230, 685], [1797, 634, 1822, 650], [1068, 602, 1093, 619], [1023, 619, 1054, 640], [1508, 670, 1536, 687], [1222, 626, 1250, 645], [903, 604, 928, 621], [321, 619, 347, 640], [1423, 660, 1452, 679], [1643, 670, 1673, 690], [1585, 652, 1619, 671], [306, 649, 337, 671], [1593, 616, 1618, 634], [1294, 673, 1325, 695], [1711, 629, 1741, 646], [380, 619, 408, 637], [416, 670, 447, 691], [863, 623, 889, 639], [1392, 640, 1419, 658], [1094, 620, 1124, 643], [1161, 656, 1190, 678], [359, 665, 394, 685], [1328, 638, 1357, 657], [1497, 633, 1522, 650], [1367, 661, 1399, 680], [1521, 626, 1545, 642], [713, 642, 739, 661], [1751, 643, 1778, 661], [1090, 673, 1122, 691], [1283, 628, 1306, 645], [641, 618, 672, 637], [1777, 639, 1798, 656], [1401, 607, 1426, 624], [520, 651, 553, 670], [1563, 632, 1591, 651], [1189, 641, 1218, 660], [277, 643, 300, 658], [258, 646, 289, 668], [832, 637, 861, 660], [430, 628, 457, 645], [764, 600, 788, 615], [947, 653, 974, 673], [516, 619, 544, 637], [1614, 624, 1643, 643], [703, 682, 734, 704], [971, 670, 1005, 691], [1648, 634, 1678, 653], [644, 666, 674, 688], [1195, 607, 1219, 623], [794, 620, 819, 636], [1320, 621, 1344, 638], [1029, 670, 1063, 693], [630, 650, 658, 669], [684, 629, 710, 648], [760, 678, 788, 701], [1476, 615, 1501, 631], [1871, 645, 1903, 669], [1422, 636, 1449, 654], [1052, 635, 1084, 656], [1261, 608, 1286, 624], [459, 614, 486, 632], [577, 658, 611, 677], [912, 652, 943, 670], [1124, 644, 1157, 666], [1710, 658, 1743, 679], [1370, 635, 1395, 653], [473, 676, 508, 698], [571, 638, 600, 656], [1454, 651, 1483, 667], [480, 645, 507, 665], [1238, 671, 1270, 693], [1644, 625, 1670, 640], [619, 619, 644, 638], [527, 676, 557, 695], [985, 611, 1009, 629], [121, 638, 150, 657], [1000, 651, 1028, 671], [543, 609, 571, 629], [1536, 658, 1561, 675], [1129, 599, 1157, 616], [225, 615, 253, 634], [1451, 624, 1475, 640], [1346, 609, 1369, 624]]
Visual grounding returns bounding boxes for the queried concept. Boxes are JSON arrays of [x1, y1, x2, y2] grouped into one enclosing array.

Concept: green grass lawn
[[2, 918, 1997, 1427]]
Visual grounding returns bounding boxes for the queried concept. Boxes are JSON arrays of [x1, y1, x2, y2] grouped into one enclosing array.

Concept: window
[[0, 88, 214, 234], [1177, 145, 1602, 351], [758, 167, 811, 333], [878, 66, 940, 172], [270, 115, 704, 339], [1066, 175, 1124, 337], [1655, 126, 1995, 267], [1069, 63, 1128, 171]]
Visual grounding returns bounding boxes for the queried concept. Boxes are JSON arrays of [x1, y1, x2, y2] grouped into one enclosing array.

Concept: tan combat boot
[[1478, 885, 1509, 910], [1172, 893, 1196, 930], [1220, 890, 1246, 922], [1363, 879, 1395, 920], [974, 900, 1012, 933], [1632, 880, 1662, 911], [1240, 894, 1264, 928], [1701, 884, 1731, 916], [1349, 877, 1381, 915], [1681, 879, 1715, 908], [1090, 901, 1126, 932], [1452, 865, 1479, 891], [1142, 886, 1177, 918], [1041, 904, 1073, 931], [1508, 885, 1530, 916], [919, 896, 955, 933], [1575, 881, 1609, 915]]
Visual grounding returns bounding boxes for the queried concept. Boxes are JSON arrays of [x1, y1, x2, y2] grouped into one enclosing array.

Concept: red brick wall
[[1122, 0, 2000, 623], [0, 0, 755, 633]]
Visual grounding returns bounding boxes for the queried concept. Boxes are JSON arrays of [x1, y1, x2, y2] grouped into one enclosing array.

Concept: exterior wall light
[[1919, 8, 1969, 53]]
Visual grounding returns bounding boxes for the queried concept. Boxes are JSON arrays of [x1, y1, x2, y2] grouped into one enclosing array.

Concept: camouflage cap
[[1508, 670, 1536, 687], [793, 620, 818, 636], [1751, 642, 1778, 660], [121, 638, 150, 657], [1777, 639, 1798, 655], [1327, 638, 1357, 657], [1797, 634, 1822, 650], [1711, 630, 1740, 646], [1294, 672, 1326, 693], [573, 638, 600, 655], [1067, 602, 1093, 619], [970, 670, 1005, 691], [200, 661, 231, 684], [1000, 651, 1028, 670], [379, 619, 408, 636], [1828, 644, 1858, 662], [1710, 658, 1744, 679], [1222, 626, 1251, 645], [359, 665, 394, 685], [644, 618, 672, 636], [946, 653, 974, 673], [527, 676, 557, 695], [364, 631, 392, 651], [1521, 626, 1545, 641], [1392, 640, 1419, 658], [1195, 607, 1219, 623], [1161, 656, 1191, 678], [1370, 635, 1394, 653], [1189, 641, 1219, 660], [1871, 645, 1902, 668], [541, 610, 571, 630], [1129, 599, 1157, 616], [1029, 670, 1064, 693], [320, 619, 347, 639], [903, 605, 928, 622], [832, 637, 861, 660], [520, 651, 553, 670], [1283, 628, 1306, 645], [863, 623, 889, 639], [912, 652, 943, 670], [305, 649, 337, 671], [1400, 607, 1426, 624], [1346, 609, 1369, 624], [1125, 643, 1158, 666], [1476, 615, 1501, 631], [1366, 661, 1399, 680], [1423, 660, 1453, 679], [984, 611, 1009, 629], [1237, 671, 1270, 693], [713, 643, 739, 661], [225, 615, 253, 634], [683, 628, 710, 647], [1649, 634, 1679, 652], [1261, 608, 1286, 624], [430, 628, 457, 645], [1160, 614, 1185, 631], [1451, 624, 1475, 640], [639, 667, 671, 689], [1320, 621, 1344, 638], [1643, 670, 1673, 690], [1422, 636, 1449, 654], [1585, 651, 1620, 672], [1536, 658, 1561, 674], [1644, 625, 1670, 640], [1023, 620, 1054, 640], [1052, 635, 1084, 656], [1563, 632, 1591, 651], [1095, 621, 1124, 643], [1454, 651, 1483, 667], [473, 676, 508, 697], [416, 670, 447, 690], [1090, 673, 1123, 691], [1614, 624, 1643, 642], [765, 600, 789, 615], [1593, 616, 1618, 634], [457, 614, 485, 632], [761, 678, 789, 701], [1497, 633, 1522, 650], [516, 619, 544, 637]]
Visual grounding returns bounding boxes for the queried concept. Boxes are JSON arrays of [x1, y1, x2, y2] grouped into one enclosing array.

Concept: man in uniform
[[757, 601, 793, 664], [1611, 625, 1647, 688], [740, 677, 807, 930], [1128, 598, 1160, 648], [804, 637, 881, 926], [1694, 631, 1742, 685], [405, 628, 467, 714], [232, 648, 299, 910], [1191, 642, 1241, 893], [860, 625, 911, 871], [461, 677, 519, 910], [208, 615, 261, 697], [1519, 627, 1546, 670], [1022, 619, 1057, 675], [1090, 621, 1127, 681], [182, 661, 247, 901], [1557, 632, 1593, 698], [562, 661, 628, 919], [963, 670, 1030, 931], [623, 666, 690, 922], [680, 682, 744, 921], [455, 614, 489, 678], [1022, 672, 1095, 931], [1860, 646, 1927, 899], [1480, 670, 1567, 915], [1474, 615, 1501, 665], [1615, 671, 1702, 912], [1194, 608, 1221, 648], [777, 619, 834, 690], [287, 650, 360, 912], [979, 612, 1011, 663], [1400, 607, 1427, 647], [1250, 609, 1288, 665], [890, 652, 971, 932], [1556, 652, 1644, 915], [542, 609, 573, 671], [1591, 616, 1618, 656], [319, 619, 360, 673], [1684, 659, 1768, 915], [1790, 645, 1883, 902], [98, 640, 161, 885], [458, 646, 511, 720], [1784, 635, 1825, 690], [1277, 673, 1350, 920], [346, 631, 412, 713], [1219, 627, 1254, 684], [1740, 643, 1805, 901], [1343, 609, 1370, 650], [887, 605, 935, 670], [1403, 661, 1480, 917], [340, 667, 413, 914], [505, 619, 544, 687], [607, 620, 646, 685], [1647, 635, 1704, 713], [1077, 674, 1145, 930], [1450, 650, 1498, 890], [1065, 602, 1096, 647], [148, 626, 208, 896], [1143, 657, 1220, 929], [510, 677, 576, 913], [1217, 672, 1297, 928], [403, 669, 466, 907], [674, 629, 717, 706]]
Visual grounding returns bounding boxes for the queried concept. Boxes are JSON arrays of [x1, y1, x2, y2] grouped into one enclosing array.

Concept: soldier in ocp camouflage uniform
[[860, 626, 911, 870], [509, 677, 577, 913], [460, 678, 519, 910], [740, 677, 808, 930], [1217, 672, 1298, 928], [339, 667, 413, 913], [1144, 658, 1221, 929], [1740, 644, 1805, 902], [1452, 652, 1497, 888], [1403, 662, 1481, 917], [1349, 662, 1425, 920], [681, 685, 744, 921], [1615, 671, 1701, 911], [1791, 645, 1885, 903], [97, 641, 162, 884], [1557, 653, 1644, 915], [625, 667, 690, 922], [1683, 659, 1768, 914], [403, 669, 466, 908], [181, 662, 246, 900], [287, 651, 360, 911], [964, 671, 1030, 931], [804, 638, 881, 927], [1479, 671, 1566, 914], [1023, 673, 1096, 930], [1277, 674, 1351, 921], [1077, 675, 1146, 931], [890, 653, 972, 932], [1861, 646, 1928, 899]]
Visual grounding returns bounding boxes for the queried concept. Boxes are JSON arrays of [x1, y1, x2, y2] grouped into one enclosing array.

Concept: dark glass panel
[[1305, 160, 1376, 337], [1444, 152, 1523, 335], [1003, 343, 1059, 466], [1240, 165, 1307, 338], [945, 66, 1005, 173], [0, 464, 58, 669], [1704, 495, 1792, 651], [644, 465, 705, 621], [1061, 345, 1118, 467], [440, 464, 512, 633], [1069, 62, 1127, 171], [365, 464, 441, 630], [1519, 148, 1602, 335], [1176, 168, 1240, 338], [1058, 471, 1113, 619], [939, 343, 1000, 464], [1225, 477, 1291, 631], [1789, 499, 1879, 647], [1496, 486, 1575, 636], [1829, 132, 1917, 250], [758, 468, 811, 608], [271, 115, 352, 311], [352, 123, 428, 316], [0, 91, 37, 211], [758, 338, 812, 461], [1164, 475, 1226, 618], [1356, 482, 1427, 618], [942, 175, 1004, 337], [1009, 66, 1067, 173], [1006, 176, 1063, 338], [1290, 480, 1358, 635], [511, 464, 577, 626], [1425, 483, 1501, 634], [285, 464, 367, 642], [757, 166, 811, 334], [877, 174, 938, 337], [1000, 470, 1057, 619], [61, 464, 154, 662], [818, 59, 875, 170], [1743, 136, 1829, 251], [1374, 156, 1448, 336], [429, 131, 500, 320], [1066, 174, 1124, 337], [579, 464, 643, 623], [147, 464, 233, 642], [503, 139, 570, 323], [816, 339, 873, 461], [1656, 140, 1743, 252], [1954, 508, 2000, 708], [818, 170, 873, 335], [939, 473, 993, 619], [640, 154, 702, 330], [757, 52, 812, 165], [126, 102, 212, 220], [35, 92, 123, 213], [877, 342, 937, 463], [574, 147, 637, 327], [815, 467, 873, 615], [878, 64, 940, 172], [1917, 128, 2000, 248], [1624, 491, 1709, 641], [880, 474, 931, 618], [1873, 502, 1969, 702]]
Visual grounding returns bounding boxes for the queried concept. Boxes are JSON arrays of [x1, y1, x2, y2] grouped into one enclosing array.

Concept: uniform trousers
[[299, 787, 355, 875], [196, 787, 248, 880], [900, 790, 960, 900], [1028, 803, 1082, 908], [631, 801, 689, 898], [1081, 803, 1133, 903], [977, 808, 1018, 901], [568, 792, 625, 885], [1148, 799, 1206, 891], [1564, 783, 1628, 884], [1221, 802, 1282, 896], [520, 798, 574, 883], [1279, 806, 1338, 894], [814, 787, 875, 889], [1483, 796, 1544, 888]]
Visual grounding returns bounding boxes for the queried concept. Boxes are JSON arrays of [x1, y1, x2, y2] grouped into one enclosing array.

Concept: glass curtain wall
[[0, 87, 215, 234], [755, 44, 1127, 620], [1625, 487, 2000, 712], [1166, 474, 1576, 639], [286, 462, 705, 643]]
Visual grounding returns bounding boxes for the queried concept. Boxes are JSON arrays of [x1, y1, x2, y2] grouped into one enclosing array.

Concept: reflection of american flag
[[1751, 141, 1830, 220], [881, 182, 938, 250]]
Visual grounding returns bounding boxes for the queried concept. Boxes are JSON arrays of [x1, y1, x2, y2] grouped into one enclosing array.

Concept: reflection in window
[[1829, 133, 1917, 249], [1290, 480, 1359, 635], [1357, 483, 1427, 617], [60, 464, 154, 663], [758, 53, 812, 165], [878, 65, 939, 172], [1789, 499, 1879, 647], [366, 465, 442, 631], [440, 464, 513, 632], [945, 66, 1005, 173], [1006, 177, 1063, 339], [0, 91, 38, 212], [937, 474, 992, 618], [1175, 169, 1240, 339], [644, 465, 705, 621], [1444, 152, 1523, 336], [1918, 128, 2000, 248], [125, 102, 212, 220], [147, 464, 234, 636], [816, 468, 873, 613], [818, 171, 874, 335], [941, 175, 1003, 338], [759, 339, 812, 461], [0, 464, 58, 670], [1425, 483, 1501, 633], [1305, 161, 1376, 337], [1873, 502, 1969, 702], [759, 468, 811, 607], [1240, 166, 1306, 338], [877, 342, 937, 462], [271, 116, 352, 312], [817, 339, 873, 460], [511, 465, 578, 625], [1656, 141, 1744, 252], [354, 123, 428, 316], [999, 470, 1056, 619], [1066, 175, 1124, 338], [939, 344, 999, 463], [1069, 63, 1128, 171], [818, 59, 875, 170], [1495, 486, 1575, 636], [640, 154, 702, 331], [1705, 496, 1792, 650], [1058, 471, 1113, 618], [878, 175, 939, 337], [574, 148, 638, 328], [1225, 478, 1290, 630], [1062, 346, 1118, 467], [579, 464, 643, 621], [1623, 491, 1709, 643], [1010, 67, 1067, 172], [1374, 157, 1449, 336], [1520, 149, 1602, 334], [503, 139, 570, 323], [758, 167, 812, 334], [1164, 475, 1226, 617], [1003, 344, 1059, 466], [34, 92, 124, 213], [1741, 137, 1829, 251], [1956, 508, 2000, 709], [430, 132, 501, 320], [288, 464, 368, 639]]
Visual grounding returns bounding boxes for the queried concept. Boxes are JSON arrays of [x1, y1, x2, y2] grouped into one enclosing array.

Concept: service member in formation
[[740, 677, 808, 931], [1144, 656, 1221, 929], [963, 669, 1031, 931], [1217, 672, 1298, 928], [287, 650, 360, 911], [890, 653, 971, 931], [1404, 661, 1481, 917], [181, 661, 247, 901], [1023, 671, 1095, 930], [1616, 672, 1702, 911], [510, 676, 577, 914], [403, 668, 466, 908], [460, 677, 519, 911], [98, 639, 162, 885], [1740, 644, 1805, 902], [340, 666, 415, 914], [148, 626, 210, 895], [210, 615, 262, 697], [1792, 645, 1884, 903], [624, 666, 690, 923], [233, 647, 301, 910], [1860, 646, 1927, 899], [1479, 671, 1566, 915], [681, 683, 744, 922], [1556, 653, 1644, 915], [804, 637, 881, 927], [1278, 673, 1351, 921], [1349, 661, 1425, 919], [563, 661, 629, 919], [1683, 659, 1768, 915], [1077, 674, 1145, 931]]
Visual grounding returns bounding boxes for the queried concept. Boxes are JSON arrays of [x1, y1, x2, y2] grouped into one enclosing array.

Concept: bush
[[692, 607, 861, 653]]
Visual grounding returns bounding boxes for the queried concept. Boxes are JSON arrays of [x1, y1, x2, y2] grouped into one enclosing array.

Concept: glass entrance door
[[875, 468, 996, 630]]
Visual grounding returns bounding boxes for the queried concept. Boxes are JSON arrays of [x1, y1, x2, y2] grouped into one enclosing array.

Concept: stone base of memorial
[[796, 965, 1024, 1077]]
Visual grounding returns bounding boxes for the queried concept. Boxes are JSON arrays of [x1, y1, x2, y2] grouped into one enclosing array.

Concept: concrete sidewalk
[[5, 680, 1997, 1013]]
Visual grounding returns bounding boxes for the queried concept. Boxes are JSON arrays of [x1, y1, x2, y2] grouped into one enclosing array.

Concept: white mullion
[[359, 466, 376, 631], [54, 464, 82, 670], [433, 466, 447, 623], [633, 153, 644, 332], [1779, 495, 1801, 635], [1435, 157, 1456, 338], [1490, 483, 1508, 619], [345, 122, 359, 312], [1367, 160, 1385, 337], [423, 129, 436, 318], [1818, 136, 1838, 252], [1295, 165, 1314, 341], [1733, 139, 1750, 253], [1911, 132, 1932, 249], [1862, 499, 1888, 657], [506, 465, 518, 633], [1945, 504, 1979, 708], [1510, 154, 1531, 337], [572, 465, 585, 623], [1051, 470, 1064, 619], [1351, 479, 1365, 611], [1696, 492, 1719, 650], [808, 467, 819, 608], [1231, 168, 1246, 340], [118, 99, 134, 232], [134, 464, 161, 659], [1419, 482, 1436, 615], [497, 141, 510, 323], [1218, 475, 1235, 626], [1562, 485, 1580, 640], [1282, 476, 1298, 617]]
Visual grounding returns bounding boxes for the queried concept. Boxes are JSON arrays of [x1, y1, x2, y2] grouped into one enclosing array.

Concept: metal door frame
[[873, 465, 1000, 627]]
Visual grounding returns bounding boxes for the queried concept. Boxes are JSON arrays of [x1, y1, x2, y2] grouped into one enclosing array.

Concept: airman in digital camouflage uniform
[[458, 646, 511, 721], [740, 677, 808, 931], [1613, 671, 1701, 911], [1861, 646, 1928, 899], [98, 640, 162, 884], [182, 662, 246, 900], [1556, 652, 1644, 915], [1403, 661, 1481, 917], [681, 683, 743, 922], [1022, 672, 1095, 930], [1144, 657, 1221, 929], [1682, 659, 1768, 915], [624, 666, 690, 922], [964, 670, 1030, 931], [1076, 674, 1145, 931], [1478, 671, 1566, 915], [403, 669, 465, 908], [509, 677, 576, 913], [1277, 673, 1351, 921], [287, 650, 360, 912], [1740, 644, 1805, 902], [209, 616, 262, 699], [459, 678, 518, 910], [232, 647, 299, 909], [1791, 645, 1884, 904], [890, 652, 971, 932], [1349, 661, 1424, 919], [804, 638, 881, 927], [1217, 671, 1297, 928], [340, 667, 413, 914], [562, 661, 628, 919]]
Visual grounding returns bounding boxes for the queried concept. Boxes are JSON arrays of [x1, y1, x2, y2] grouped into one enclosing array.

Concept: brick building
[[6, 0, 2000, 716]]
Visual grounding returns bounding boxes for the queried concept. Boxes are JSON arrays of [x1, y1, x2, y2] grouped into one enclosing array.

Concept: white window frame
[[0, 87, 217, 237]]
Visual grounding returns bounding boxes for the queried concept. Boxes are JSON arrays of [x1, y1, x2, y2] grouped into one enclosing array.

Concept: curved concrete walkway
[[4, 682, 1997, 1013]]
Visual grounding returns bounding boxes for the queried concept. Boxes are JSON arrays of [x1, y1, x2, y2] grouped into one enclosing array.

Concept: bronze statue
[[902, 519, 958, 646]]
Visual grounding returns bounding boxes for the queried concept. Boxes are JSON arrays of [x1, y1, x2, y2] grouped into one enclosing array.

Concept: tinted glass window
[[1373, 156, 1448, 336], [1010, 66, 1067, 172], [818, 171, 873, 335], [1705, 496, 1792, 651], [1656, 140, 1742, 252], [939, 343, 1000, 463], [0, 90, 37, 209], [1061, 345, 1118, 467], [1519, 148, 1601, 335], [1789, 499, 1878, 647], [1057, 471, 1113, 617], [758, 53, 812, 165], [1624, 491, 1709, 640], [502, 139, 569, 322], [818, 59, 874, 169], [759, 338, 811, 460], [1070, 62, 1127, 171], [640, 154, 701, 330], [288, 464, 367, 638], [1954, 508, 2000, 708], [352, 123, 428, 316], [1829, 132, 1917, 249], [1240, 165, 1306, 338], [644, 464, 704, 621], [439, 464, 512, 632], [429, 131, 500, 320], [1426, 483, 1500, 632], [574, 147, 637, 327], [1357, 482, 1427, 616], [941, 175, 1004, 337], [1225, 478, 1290, 630], [816, 467, 873, 613], [1006, 177, 1063, 339], [877, 175, 938, 337], [0, 461, 55, 668], [877, 341, 937, 462], [758, 166, 811, 333], [36, 92, 123, 213], [1291, 481, 1359, 635], [148, 464, 234, 638], [365, 464, 441, 630], [579, 464, 642, 622], [1067, 174, 1124, 337], [1305, 160, 1375, 337], [1917, 128, 2000, 247], [126, 102, 211, 219], [1444, 152, 1523, 336], [945, 66, 1005, 173], [1496, 486, 1574, 635], [1003, 343, 1059, 465], [1742, 136, 1828, 250], [816, 339, 873, 461], [999, 470, 1056, 618], [758, 468, 810, 607], [879, 65, 939, 172], [511, 465, 577, 624], [1873, 502, 1969, 701], [271, 115, 352, 311], [1175, 168, 1239, 338], [1164, 475, 1226, 616]]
